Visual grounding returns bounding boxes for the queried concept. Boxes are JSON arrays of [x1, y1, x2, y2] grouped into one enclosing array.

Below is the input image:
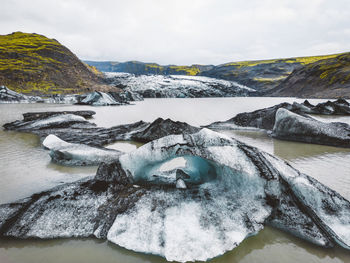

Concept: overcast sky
[[1, 0, 350, 65]]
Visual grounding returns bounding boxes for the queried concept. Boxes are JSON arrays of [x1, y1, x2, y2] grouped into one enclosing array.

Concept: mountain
[[269, 52, 350, 98], [84, 60, 214, 76], [86, 54, 343, 94], [199, 54, 344, 92], [0, 32, 109, 96]]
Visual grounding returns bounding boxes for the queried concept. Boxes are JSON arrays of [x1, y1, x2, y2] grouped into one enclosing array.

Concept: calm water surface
[[0, 97, 350, 263]]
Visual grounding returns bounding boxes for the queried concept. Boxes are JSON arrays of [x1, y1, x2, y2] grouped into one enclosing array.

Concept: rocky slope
[[269, 53, 350, 98], [0, 32, 109, 96]]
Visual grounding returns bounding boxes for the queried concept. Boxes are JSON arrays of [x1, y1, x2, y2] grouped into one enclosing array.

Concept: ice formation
[[105, 72, 255, 98], [79, 91, 123, 106], [43, 134, 122, 166], [0, 129, 350, 262], [273, 108, 350, 147]]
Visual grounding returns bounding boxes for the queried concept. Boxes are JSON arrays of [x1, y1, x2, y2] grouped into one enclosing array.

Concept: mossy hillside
[[223, 53, 341, 68], [0, 32, 106, 95], [200, 53, 347, 91], [270, 52, 350, 98]]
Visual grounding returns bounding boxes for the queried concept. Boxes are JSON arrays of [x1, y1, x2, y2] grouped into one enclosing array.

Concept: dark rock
[[311, 99, 350, 115], [95, 161, 132, 184], [131, 118, 200, 142]]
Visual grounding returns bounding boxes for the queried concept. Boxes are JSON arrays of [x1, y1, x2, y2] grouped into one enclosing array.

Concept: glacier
[[105, 72, 255, 98]]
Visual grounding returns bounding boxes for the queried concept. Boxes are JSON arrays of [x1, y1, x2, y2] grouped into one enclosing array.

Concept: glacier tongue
[[105, 73, 255, 98]]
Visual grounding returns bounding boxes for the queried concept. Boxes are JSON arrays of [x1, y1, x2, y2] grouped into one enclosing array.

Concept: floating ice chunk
[[80, 91, 121, 106], [43, 134, 72, 149], [273, 108, 350, 147], [25, 114, 86, 129], [264, 152, 350, 249], [43, 134, 122, 166]]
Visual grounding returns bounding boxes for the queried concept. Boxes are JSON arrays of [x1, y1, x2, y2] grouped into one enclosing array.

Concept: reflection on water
[[212, 227, 350, 263], [0, 129, 97, 204], [273, 139, 350, 160], [0, 98, 350, 262]]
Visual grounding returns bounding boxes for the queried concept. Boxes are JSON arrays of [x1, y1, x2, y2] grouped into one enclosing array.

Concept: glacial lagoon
[[1, 97, 350, 263]]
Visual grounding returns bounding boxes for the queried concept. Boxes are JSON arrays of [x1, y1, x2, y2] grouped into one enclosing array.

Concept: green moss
[[0, 32, 66, 74], [253, 76, 287, 82], [84, 62, 103, 76], [223, 53, 342, 68], [143, 63, 201, 76], [0, 32, 103, 95], [168, 65, 201, 75], [320, 71, 329, 79], [145, 63, 164, 73]]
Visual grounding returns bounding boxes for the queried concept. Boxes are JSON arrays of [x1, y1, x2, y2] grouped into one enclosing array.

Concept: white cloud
[[1, 0, 350, 64]]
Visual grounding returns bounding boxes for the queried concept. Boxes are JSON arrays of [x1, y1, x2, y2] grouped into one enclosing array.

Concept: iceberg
[[0, 129, 349, 262], [272, 108, 350, 147], [77, 91, 124, 106], [43, 134, 122, 166]]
